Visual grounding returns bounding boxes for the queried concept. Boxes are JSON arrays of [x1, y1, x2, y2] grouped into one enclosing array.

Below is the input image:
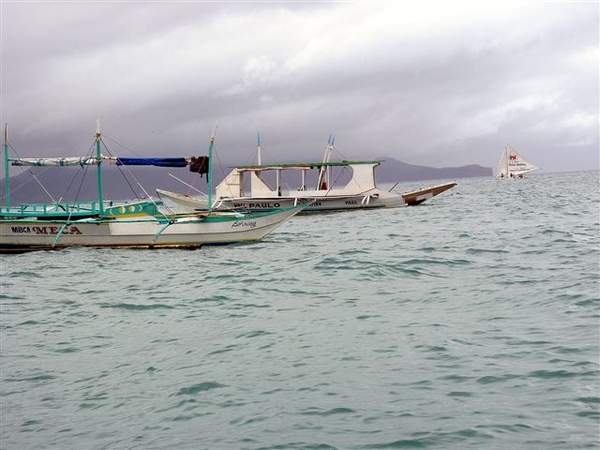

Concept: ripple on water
[[0, 172, 598, 450]]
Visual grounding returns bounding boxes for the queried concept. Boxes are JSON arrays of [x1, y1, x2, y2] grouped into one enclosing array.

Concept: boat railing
[[0, 201, 103, 216], [0, 199, 163, 217]]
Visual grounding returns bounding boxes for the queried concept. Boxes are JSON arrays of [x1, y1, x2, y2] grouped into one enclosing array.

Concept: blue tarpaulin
[[115, 157, 188, 168]]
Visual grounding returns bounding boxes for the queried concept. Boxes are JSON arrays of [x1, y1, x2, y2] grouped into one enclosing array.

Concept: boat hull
[[219, 194, 401, 213], [401, 182, 457, 206], [156, 189, 209, 210], [160, 182, 457, 214], [0, 206, 303, 253]]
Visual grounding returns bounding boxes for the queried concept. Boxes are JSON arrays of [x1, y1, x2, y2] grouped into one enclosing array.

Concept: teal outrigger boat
[[0, 123, 305, 253]]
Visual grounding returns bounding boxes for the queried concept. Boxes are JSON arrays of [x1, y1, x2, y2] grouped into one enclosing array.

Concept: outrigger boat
[[495, 144, 540, 179], [0, 123, 305, 253], [157, 136, 457, 213]]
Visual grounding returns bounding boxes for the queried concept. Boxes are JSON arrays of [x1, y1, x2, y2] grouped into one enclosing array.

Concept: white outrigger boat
[[495, 144, 540, 179], [0, 123, 305, 253], [157, 136, 457, 214]]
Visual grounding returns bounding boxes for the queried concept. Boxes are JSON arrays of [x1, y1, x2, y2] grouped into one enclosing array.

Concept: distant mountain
[[0, 157, 492, 205], [375, 157, 492, 182]]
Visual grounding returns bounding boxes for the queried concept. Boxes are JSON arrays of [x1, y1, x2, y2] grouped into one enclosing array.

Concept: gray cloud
[[2, 1, 598, 173]]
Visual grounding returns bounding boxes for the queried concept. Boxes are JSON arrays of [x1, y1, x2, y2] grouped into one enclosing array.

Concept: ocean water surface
[[1, 171, 598, 449]]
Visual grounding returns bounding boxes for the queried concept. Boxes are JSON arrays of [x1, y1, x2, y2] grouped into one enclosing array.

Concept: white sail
[[495, 144, 539, 179], [495, 150, 509, 179]]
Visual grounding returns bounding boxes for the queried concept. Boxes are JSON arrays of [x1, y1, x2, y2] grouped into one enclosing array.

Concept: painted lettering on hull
[[232, 202, 281, 209], [232, 201, 326, 209], [232, 221, 257, 229], [10, 226, 83, 235]]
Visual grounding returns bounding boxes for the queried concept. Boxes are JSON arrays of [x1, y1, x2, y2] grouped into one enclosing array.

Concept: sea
[[1, 170, 598, 450]]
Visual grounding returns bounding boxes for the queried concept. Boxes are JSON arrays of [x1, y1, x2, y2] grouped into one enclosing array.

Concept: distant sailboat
[[495, 144, 540, 179]]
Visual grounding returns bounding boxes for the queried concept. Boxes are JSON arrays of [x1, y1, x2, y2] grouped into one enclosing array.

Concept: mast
[[256, 132, 264, 182], [207, 122, 218, 211], [95, 119, 105, 214], [327, 135, 335, 188], [3, 124, 9, 207], [317, 134, 334, 190], [257, 132, 262, 165]]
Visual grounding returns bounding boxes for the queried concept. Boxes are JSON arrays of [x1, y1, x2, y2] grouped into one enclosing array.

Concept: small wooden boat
[[157, 136, 457, 214], [0, 123, 305, 253]]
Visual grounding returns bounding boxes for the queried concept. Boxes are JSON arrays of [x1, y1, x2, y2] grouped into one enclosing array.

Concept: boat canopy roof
[[235, 160, 381, 172]]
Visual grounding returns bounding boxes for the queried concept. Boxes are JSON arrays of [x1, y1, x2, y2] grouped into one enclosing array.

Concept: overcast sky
[[1, 1, 598, 173]]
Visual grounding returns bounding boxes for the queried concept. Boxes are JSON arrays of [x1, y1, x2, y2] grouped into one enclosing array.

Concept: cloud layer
[[1, 1, 598, 172]]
